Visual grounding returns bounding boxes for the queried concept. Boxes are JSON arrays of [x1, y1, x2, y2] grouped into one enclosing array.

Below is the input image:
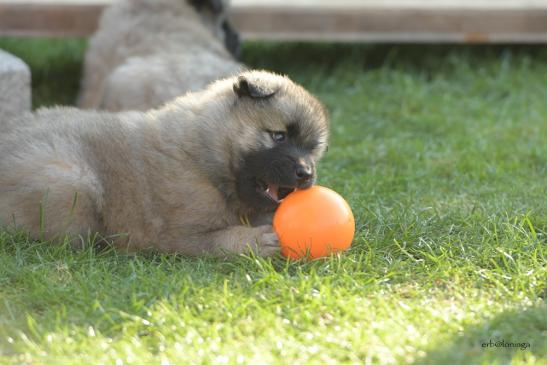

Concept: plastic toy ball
[[273, 185, 355, 259]]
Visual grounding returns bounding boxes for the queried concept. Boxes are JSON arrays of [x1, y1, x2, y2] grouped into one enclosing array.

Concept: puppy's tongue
[[266, 184, 279, 202]]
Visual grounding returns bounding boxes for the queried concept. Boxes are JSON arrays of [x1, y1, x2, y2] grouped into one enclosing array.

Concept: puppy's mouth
[[256, 180, 296, 203]]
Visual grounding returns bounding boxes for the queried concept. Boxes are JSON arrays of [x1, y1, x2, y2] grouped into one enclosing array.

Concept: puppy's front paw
[[214, 225, 280, 257], [257, 231, 280, 257], [240, 225, 279, 257]]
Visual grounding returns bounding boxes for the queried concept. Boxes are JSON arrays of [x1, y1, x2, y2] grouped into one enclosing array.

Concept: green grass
[[0, 38, 546, 364]]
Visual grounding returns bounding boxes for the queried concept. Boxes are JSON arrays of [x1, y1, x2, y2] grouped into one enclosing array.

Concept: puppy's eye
[[270, 131, 286, 143]]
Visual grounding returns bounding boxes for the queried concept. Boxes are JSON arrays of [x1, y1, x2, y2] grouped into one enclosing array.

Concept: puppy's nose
[[295, 164, 313, 182]]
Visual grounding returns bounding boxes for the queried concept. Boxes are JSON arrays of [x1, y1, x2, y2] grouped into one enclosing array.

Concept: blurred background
[[1, 0, 546, 107], [1, 0, 547, 108]]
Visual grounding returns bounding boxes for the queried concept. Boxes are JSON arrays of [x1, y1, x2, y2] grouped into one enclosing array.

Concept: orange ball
[[273, 185, 355, 259]]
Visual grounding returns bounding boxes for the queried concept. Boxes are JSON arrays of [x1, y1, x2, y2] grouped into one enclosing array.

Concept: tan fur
[[79, 0, 243, 112], [0, 71, 329, 257]]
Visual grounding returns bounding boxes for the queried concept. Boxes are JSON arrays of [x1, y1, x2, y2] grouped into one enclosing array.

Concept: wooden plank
[[0, 1, 547, 42], [234, 0, 547, 8], [231, 6, 547, 43], [0, 3, 103, 37]]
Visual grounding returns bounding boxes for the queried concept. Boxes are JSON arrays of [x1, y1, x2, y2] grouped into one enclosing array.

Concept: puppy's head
[[224, 71, 329, 213], [188, 0, 240, 58]]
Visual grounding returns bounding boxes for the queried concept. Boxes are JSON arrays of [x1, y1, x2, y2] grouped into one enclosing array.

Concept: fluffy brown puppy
[[79, 0, 243, 112], [0, 71, 329, 256]]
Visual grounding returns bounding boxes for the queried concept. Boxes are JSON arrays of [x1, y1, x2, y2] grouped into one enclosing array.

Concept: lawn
[[0, 38, 545, 365]]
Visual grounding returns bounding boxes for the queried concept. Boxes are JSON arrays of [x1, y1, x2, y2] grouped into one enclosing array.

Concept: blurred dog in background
[[79, 0, 244, 111]]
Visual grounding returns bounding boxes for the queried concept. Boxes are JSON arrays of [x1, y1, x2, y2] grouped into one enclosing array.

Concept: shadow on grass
[[0, 230, 329, 343], [418, 304, 547, 365]]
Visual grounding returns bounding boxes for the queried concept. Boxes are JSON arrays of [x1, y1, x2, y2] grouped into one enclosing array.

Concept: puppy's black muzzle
[[248, 144, 316, 189], [235, 145, 317, 211]]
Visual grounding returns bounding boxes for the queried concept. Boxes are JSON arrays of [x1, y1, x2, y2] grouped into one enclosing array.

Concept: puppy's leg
[[0, 163, 103, 247], [174, 225, 280, 257]]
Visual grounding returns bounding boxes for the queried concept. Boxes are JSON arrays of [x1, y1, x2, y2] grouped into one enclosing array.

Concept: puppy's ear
[[233, 76, 277, 99], [222, 21, 241, 58]]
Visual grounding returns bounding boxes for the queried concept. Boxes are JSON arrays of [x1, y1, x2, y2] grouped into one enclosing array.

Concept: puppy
[[79, 0, 243, 112], [1, 71, 329, 256]]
